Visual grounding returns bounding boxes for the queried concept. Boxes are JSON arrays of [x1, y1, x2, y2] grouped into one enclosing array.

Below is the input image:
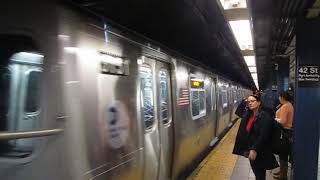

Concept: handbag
[[271, 121, 292, 155]]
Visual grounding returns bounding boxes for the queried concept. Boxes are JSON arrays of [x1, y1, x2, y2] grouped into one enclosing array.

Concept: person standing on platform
[[273, 91, 294, 180], [233, 93, 278, 180]]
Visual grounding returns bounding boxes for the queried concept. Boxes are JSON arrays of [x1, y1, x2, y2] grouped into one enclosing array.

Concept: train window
[[190, 76, 206, 120], [221, 90, 228, 108], [233, 89, 237, 103], [0, 51, 43, 158], [140, 64, 155, 130], [25, 71, 41, 113], [211, 81, 216, 110], [159, 70, 169, 124], [199, 91, 205, 111]]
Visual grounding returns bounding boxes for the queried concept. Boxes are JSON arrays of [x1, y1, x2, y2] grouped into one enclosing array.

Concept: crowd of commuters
[[233, 90, 294, 180]]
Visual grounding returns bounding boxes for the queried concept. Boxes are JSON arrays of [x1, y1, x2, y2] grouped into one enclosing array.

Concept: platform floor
[[187, 120, 292, 180]]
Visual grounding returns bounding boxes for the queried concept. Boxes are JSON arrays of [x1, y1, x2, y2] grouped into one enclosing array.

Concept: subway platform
[[187, 120, 292, 180]]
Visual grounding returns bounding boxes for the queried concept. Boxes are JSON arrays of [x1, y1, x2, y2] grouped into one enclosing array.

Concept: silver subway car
[[0, 1, 250, 180]]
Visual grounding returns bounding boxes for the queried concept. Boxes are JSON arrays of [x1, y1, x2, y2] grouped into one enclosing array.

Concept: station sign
[[298, 64, 320, 87]]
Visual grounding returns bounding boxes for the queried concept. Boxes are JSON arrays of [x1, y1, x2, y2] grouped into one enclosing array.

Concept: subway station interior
[[1, 0, 320, 179]]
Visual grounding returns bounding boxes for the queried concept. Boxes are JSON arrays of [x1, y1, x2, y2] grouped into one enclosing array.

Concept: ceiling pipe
[[277, 0, 310, 54], [273, 0, 298, 55]]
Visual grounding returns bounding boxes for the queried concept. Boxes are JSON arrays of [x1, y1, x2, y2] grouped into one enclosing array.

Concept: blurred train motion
[[0, 1, 250, 179]]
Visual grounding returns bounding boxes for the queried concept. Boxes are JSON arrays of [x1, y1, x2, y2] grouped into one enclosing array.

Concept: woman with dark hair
[[273, 91, 294, 180], [233, 94, 278, 180]]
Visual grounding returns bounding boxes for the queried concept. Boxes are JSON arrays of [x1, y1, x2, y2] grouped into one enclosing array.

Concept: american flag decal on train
[[178, 89, 190, 106]]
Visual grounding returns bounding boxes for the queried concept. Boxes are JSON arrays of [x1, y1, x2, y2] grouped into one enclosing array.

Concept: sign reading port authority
[[298, 64, 320, 87]]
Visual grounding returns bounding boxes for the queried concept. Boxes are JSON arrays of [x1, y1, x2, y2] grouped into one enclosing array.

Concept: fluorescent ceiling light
[[244, 56, 256, 66], [251, 73, 258, 80], [220, 0, 247, 9], [248, 66, 257, 73], [229, 20, 253, 50]]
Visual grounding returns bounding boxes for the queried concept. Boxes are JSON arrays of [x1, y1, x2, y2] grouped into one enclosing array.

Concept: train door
[[7, 54, 42, 149], [156, 61, 173, 180], [216, 79, 229, 135], [139, 57, 173, 180], [0, 35, 65, 180], [0, 52, 43, 157]]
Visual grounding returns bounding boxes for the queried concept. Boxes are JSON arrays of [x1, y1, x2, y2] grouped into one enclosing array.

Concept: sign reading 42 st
[[298, 64, 320, 87]]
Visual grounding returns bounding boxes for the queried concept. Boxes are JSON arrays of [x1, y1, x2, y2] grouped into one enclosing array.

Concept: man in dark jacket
[[233, 94, 278, 180]]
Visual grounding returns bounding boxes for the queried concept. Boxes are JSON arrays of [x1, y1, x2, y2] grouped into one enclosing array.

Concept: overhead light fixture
[[251, 73, 258, 80], [244, 56, 256, 66], [220, 0, 247, 9], [248, 66, 257, 73], [229, 20, 253, 50]]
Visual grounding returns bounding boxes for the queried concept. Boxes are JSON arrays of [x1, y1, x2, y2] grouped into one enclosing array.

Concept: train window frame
[[159, 69, 170, 125], [190, 75, 206, 120], [139, 64, 155, 131]]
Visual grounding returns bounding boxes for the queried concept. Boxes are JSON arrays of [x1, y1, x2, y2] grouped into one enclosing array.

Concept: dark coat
[[233, 106, 279, 170], [235, 99, 247, 118]]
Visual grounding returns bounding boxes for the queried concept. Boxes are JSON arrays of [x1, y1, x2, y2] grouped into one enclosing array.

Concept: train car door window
[[140, 64, 155, 130], [233, 87, 237, 104], [159, 69, 169, 124], [211, 81, 216, 111], [221, 85, 228, 108], [0, 51, 43, 158], [25, 71, 41, 113], [228, 86, 232, 105], [190, 76, 206, 120]]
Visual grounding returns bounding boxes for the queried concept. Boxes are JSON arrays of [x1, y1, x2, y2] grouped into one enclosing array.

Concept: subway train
[[0, 1, 251, 180]]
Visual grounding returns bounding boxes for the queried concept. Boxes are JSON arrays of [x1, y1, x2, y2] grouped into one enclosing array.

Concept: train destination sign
[[298, 64, 320, 87], [190, 79, 204, 88]]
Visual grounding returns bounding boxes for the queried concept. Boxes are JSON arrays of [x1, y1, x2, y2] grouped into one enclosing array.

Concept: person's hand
[[248, 150, 257, 161]]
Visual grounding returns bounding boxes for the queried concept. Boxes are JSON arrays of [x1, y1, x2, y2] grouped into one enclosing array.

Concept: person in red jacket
[[233, 93, 278, 180]]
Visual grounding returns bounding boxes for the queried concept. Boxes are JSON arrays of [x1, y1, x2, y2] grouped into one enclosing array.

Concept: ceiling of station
[[65, 0, 318, 89], [249, 0, 317, 89], [65, 0, 255, 88]]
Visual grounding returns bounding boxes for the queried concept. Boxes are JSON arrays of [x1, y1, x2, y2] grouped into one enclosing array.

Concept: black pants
[[250, 161, 266, 180], [279, 128, 292, 163]]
